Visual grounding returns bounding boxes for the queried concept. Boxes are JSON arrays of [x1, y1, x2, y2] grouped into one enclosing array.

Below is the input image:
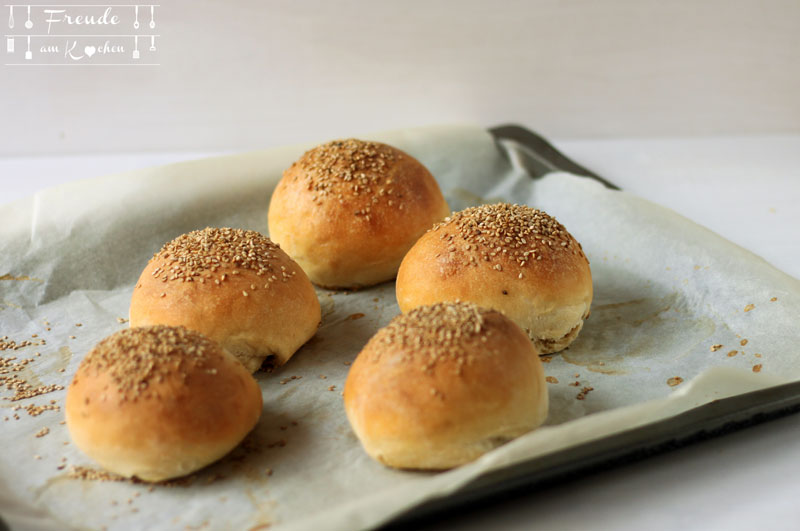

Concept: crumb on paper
[[117, 317, 129, 324], [667, 376, 683, 387], [744, 304, 755, 312], [35, 427, 50, 438], [727, 350, 738, 357], [328, 385, 336, 391], [710, 344, 723, 352], [540, 356, 552, 363], [753, 364, 763, 373], [576, 386, 594, 400], [770, 297, 778, 302], [740, 339, 748, 346], [569, 381, 581, 387], [319, 374, 327, 379], [545, 376, 558, 384], [346, 313, 365, 321], [755, 353, 762, 358]]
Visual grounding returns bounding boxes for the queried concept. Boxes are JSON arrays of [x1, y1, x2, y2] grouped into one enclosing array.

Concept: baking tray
[[1, 125, 798, 531], [381, 124, 800, 528]]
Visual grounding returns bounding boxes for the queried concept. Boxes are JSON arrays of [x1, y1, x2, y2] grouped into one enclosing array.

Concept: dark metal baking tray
[[382, 124, 800, 529]]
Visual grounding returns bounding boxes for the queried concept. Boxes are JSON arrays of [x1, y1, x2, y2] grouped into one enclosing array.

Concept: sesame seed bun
[[65, 325, 262, 482], [268, 139, 450, 289], [396, 203, 592, 354], [343, 302, 548, 470], [129, 228, 321, 372]]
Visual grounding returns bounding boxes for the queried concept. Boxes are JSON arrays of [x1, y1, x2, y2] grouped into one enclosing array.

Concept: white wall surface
[[1, 0, 799, 156]]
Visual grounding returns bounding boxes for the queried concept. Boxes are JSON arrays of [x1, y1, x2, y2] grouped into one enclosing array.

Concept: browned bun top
[[294, 138, 402, 212], [66, 325, 263, 482], [396, 203, 592, 354], [130, 227, 321, 372], [77, 324, 221, 399], [432, 202, 588, 272], [268, 139, 450, 289], [365, 301, 498, 368], [151, 227, 292, 284], [344, 301, 548, 470]]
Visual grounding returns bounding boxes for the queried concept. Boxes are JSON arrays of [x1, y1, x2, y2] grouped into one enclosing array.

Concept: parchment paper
[[1, 125, 799, 531]]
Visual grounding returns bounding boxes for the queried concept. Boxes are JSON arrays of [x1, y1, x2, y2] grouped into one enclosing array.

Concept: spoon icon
[[8, 6, 14, 29], [133, 5, 139, 29], [25, 5, 32, 29], [149, 5, 155, 29]]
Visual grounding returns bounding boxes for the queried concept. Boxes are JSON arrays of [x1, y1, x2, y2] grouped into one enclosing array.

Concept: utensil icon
[[8, 6, 14, 29], [149, 35, 156, 52], [25, 35, 31, 60], [149, 5, 155, 29], [133, 35, 139, 59], [6, 37, 14, 53], [133, 5, 139, 29], [25, 5, 32, 29]]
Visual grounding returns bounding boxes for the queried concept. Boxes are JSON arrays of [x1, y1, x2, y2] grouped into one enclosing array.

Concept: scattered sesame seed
[[727, 350, 738, 357], [545, 376, 559, 384], [667, 376, 683, 387], [744, 304, 755, 312], [35, 427, 50, 438], [770, 297, 778, 302], [740, 339, 748, 346], [710, 344, 723, 352], [753, 364, 763, 373]]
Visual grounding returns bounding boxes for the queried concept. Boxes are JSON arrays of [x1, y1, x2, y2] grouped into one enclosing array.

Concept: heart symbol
[[84, 46, 96, 58]]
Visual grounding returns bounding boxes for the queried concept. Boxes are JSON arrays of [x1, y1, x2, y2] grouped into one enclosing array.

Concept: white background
[[2, 1, 800, 530], [1, 0, 799, 156]]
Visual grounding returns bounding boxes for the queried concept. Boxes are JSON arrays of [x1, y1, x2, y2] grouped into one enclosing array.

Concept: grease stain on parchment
[[563, 292, 716, 374], [244, 487, 275, 530], [0, 273, 44, 282]]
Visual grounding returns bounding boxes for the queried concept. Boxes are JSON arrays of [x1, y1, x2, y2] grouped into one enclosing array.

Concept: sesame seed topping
[[76, 326, 220, 401], [292, 139, 404, 211], [151, 228, 287, 283], [366, 301, 496, 369], [429, 203, 586, 271]]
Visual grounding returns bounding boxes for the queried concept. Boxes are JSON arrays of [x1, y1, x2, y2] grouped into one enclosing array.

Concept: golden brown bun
[[344, 302, 548, 470], [129, 228, 321, 372], [66, 325, 263, 482], [268, 139, 450, 289], [396, 203, 592, 354]]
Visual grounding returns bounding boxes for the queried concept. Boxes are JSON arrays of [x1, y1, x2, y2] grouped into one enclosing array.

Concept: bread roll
[[344, 301, 548, 470], [66, 325, 262, 482], [396, 203, 592, 354], [268, 139, 450, 289], [129, 227, 320, 372]]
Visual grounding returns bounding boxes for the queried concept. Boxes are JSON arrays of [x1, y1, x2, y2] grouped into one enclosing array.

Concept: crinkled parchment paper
[[1, 125, 799, 531]]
